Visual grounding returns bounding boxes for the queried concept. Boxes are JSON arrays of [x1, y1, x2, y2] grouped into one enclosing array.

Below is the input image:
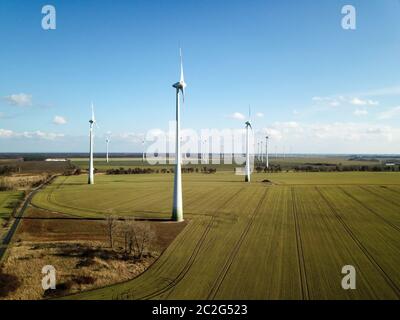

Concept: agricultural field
[[27, 171, 400, 300]]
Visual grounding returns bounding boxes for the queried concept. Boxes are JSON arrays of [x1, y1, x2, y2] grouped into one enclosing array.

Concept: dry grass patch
[[1, 240, 156, 300]]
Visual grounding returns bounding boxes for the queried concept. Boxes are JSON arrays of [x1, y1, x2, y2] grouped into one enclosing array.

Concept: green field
[[31, 172, 400, 299], [0, 191, 23, 232]]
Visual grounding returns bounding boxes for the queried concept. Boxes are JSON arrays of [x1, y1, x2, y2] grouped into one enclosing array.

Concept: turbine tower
[[265, 136, 269, 168], [88, 103, 98, 185], [171, 49, 186, 222], [245, 107, 252, 182], [105, 137, 110, 163], [142, 139, 145, 163]]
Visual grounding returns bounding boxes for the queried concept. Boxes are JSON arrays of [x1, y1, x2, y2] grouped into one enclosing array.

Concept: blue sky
[[1, 0, 400, 153]]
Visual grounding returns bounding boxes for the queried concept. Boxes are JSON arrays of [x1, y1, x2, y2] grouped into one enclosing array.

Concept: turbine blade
[[91, 102, 95, 122], [181, 87, 185, 103], [180, 48, 184, 83]]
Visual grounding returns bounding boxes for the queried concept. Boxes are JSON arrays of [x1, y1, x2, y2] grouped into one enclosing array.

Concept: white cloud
[[312, 96, 379, 108], [350, 98, 379, 106], [258, 122, 400, 151], [53, 115, 67, 125], [354, 109, 368, 116], [0, 129, 15, 138], [228, 112, 246, 120], [4, 93, 32, 107], [0, 129, 64, 140], [113, 132, 145, 143], [356, 85, 400, 97], [378, 106, 400, 120], [256, 112, 264, 118], [312, 96, 342, 107]]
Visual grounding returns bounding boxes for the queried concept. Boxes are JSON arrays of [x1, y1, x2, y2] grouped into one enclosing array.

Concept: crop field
[[30, 172, 400, 300]]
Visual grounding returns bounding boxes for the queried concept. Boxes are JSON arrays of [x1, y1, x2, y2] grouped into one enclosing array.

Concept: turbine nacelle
[[173, 80, 187, 90]]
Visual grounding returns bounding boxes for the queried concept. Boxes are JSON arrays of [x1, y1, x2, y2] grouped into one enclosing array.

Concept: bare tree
[[119, 218, 155, 260], [106, 215, 118, 249]]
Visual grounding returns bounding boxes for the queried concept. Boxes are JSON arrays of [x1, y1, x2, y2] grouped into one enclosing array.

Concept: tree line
[[106, 167, 217, 175]]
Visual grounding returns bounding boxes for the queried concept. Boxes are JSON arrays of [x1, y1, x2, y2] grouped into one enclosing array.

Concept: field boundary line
[[206, 188, 269, 300], [291, 187, 310, 300], [315, 187, 400, 298]]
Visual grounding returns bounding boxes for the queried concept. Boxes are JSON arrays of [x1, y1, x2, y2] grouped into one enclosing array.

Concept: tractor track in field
[[116, 187, 245, 300], [206, 188, 269, 300], [358, 186, 400, 209], [315, 187, 400, 298], [386, 186, 400, 196], [338, 187, 400, 233], [291, 187, 310, 300]]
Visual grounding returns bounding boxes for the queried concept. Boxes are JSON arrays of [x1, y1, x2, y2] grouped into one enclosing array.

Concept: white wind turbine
[[171, 49, 186, 222], [142, 139, 145, 163], [265, 135, 269, 168], [88, 103, 99, 185], [105, 137, 110, 163], [245, 107, 252, 182]]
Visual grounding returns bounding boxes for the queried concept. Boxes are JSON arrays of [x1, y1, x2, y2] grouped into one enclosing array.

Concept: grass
[[29, 171, 400, 300], [0, 191, 23, 227]]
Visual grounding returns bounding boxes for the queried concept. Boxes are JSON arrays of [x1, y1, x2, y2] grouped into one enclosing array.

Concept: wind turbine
[[265, 136, 269, 168], [88, 103, 98, 185], [105, 137, 110, 163], [171, 49, 186, 222], [142, 139, 145, 163], [245, 106, 252, 182]]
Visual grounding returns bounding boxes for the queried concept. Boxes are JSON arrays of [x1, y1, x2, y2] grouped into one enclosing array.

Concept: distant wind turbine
[[171, 49, 186, 222], [245, 106, 252, 182], [105, 137, 110, 163], [88, 103, 99, 185], [265, 136, 269, 168], [142, 139, 145, 163]]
